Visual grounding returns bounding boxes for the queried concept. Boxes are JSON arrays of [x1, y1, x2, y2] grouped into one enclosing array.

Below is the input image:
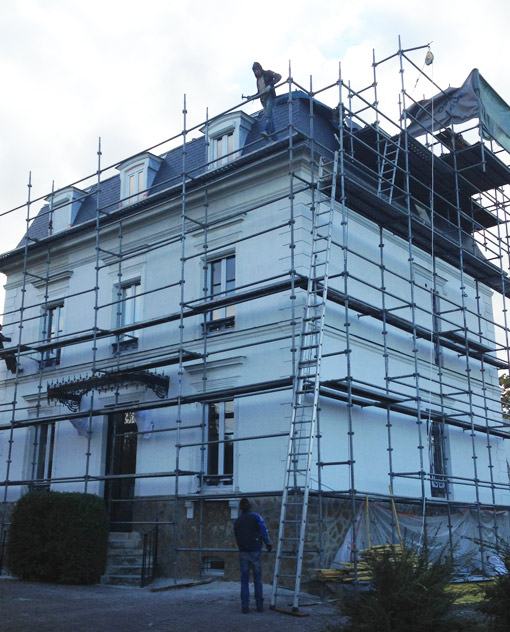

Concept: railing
[[0, 526, 9, 576], [141, 522, 158, 587]]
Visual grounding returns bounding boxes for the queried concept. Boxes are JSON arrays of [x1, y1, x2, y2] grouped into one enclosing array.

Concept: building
[[1, 47, 510, 608]]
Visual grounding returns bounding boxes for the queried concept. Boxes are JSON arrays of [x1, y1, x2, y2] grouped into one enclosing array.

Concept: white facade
[[0, 141, 508, 507], [0, 78, 509, 561]]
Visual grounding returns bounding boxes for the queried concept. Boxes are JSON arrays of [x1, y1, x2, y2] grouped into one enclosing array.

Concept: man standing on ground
[[252, 62, 281, 141], [234, 497, 272, 614]]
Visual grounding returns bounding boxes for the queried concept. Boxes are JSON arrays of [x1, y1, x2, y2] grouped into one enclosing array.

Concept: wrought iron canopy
[[47, 370, 169, 412]]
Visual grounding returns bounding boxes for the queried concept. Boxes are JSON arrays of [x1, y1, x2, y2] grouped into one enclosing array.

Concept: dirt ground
[[0, 577, 339, 632]]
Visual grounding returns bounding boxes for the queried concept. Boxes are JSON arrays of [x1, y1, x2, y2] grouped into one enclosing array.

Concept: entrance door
[[105, 412, 138, 532]]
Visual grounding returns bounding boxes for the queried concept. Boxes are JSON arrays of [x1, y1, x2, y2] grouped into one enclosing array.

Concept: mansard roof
[[14, 91, 337, 249]]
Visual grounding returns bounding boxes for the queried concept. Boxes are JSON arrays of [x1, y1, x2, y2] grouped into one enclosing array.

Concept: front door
[[105, 412, 138, 532]]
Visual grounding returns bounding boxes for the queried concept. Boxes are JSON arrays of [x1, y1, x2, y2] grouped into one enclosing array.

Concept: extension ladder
[[270, 151, 339, 612], [377, 136, 401, 203]]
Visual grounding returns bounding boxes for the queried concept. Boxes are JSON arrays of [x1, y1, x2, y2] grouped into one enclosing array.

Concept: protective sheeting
[[69, 417, 89, 437], [405, 68, 510, 153], [134, 409, 153, 439], [332, 501, 510, 574]]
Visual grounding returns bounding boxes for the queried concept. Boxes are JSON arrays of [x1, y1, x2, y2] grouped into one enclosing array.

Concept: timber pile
[[312, 544, 406, 584]]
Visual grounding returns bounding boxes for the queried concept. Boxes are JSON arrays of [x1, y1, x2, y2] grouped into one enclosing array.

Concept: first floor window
[[114, 280, 140, 352], [30, 422, 55, 490], [41, 302, 63, 367], [206, 400, 234, 486], [432, 291, 443, 367], [205, 255, 235, 333]]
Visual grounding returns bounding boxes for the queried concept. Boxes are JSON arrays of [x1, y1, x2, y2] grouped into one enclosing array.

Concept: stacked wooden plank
[[312, 545, 405, 584]]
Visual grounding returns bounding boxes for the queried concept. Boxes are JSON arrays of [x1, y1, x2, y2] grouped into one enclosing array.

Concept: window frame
[[429, 420, 449, 498], [40, 301, 64, 368], [30, 422, 56, 491], [113, 279, 141, 353], [205, 400, 234, 487], [126, 166, 145, 204], [212, 131, 234, 167], [203, 254, 236, 334]]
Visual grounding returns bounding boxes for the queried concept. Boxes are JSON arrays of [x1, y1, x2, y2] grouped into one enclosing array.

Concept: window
[[432, 291, 443, 367], [30, 423, 55, 491], [429, 420, 448, 498], [127, 168, 144, 203], [117, 153, 163, 208], [41, 302, 63, 368], [205, 255, 235, 333], [114, 281, 141, 352], [201, 111, 255, 170], [201, 556, 225, 576], [206, 400, 234, 486], [212, 132, 234, 167]]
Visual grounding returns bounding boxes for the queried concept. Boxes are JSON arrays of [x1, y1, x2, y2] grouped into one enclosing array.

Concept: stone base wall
[[131, 494, 356, 582]]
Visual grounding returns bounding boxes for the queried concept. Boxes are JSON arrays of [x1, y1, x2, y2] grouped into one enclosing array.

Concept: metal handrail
[[141, 521, 159, 587]]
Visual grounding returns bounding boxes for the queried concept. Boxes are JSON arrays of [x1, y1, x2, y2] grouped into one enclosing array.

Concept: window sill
[[202, 474, 233, 487], [202, 317, 235, 335], [39, 357, 60, 370], [112, 338, 139, 354]]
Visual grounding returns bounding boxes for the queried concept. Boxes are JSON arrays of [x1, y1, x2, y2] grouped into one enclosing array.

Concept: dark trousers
[[239, 550, 263, 609], [262, 96, 276, 138]]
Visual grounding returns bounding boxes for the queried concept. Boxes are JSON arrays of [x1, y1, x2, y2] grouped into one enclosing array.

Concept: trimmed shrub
[[337, 545, 473, 631], [6, 491, 108, 584]]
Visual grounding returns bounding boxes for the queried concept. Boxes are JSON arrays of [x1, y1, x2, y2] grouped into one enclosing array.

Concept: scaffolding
[[1, 41, 510, 611]]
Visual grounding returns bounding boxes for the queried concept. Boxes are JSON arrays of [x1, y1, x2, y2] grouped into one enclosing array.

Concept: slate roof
[[15, 92, 338, 250]]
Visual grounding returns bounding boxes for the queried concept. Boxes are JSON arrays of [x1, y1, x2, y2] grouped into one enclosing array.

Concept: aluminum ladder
[[377, 136, 401, 203], [270, 151, 339, 612]]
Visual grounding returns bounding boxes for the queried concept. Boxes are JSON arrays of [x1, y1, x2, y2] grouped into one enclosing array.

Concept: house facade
[[1, 60, 510, 587]]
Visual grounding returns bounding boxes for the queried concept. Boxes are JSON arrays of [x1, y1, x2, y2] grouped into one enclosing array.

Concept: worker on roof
[[252, 62, 281, 141]]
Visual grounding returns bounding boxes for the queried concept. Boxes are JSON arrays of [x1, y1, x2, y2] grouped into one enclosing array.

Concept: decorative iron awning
[[47, 370, 169, 412]]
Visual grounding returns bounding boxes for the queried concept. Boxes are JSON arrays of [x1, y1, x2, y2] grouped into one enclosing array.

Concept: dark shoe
[[256, 605, 264, 613], [242, 607, 249, 614]]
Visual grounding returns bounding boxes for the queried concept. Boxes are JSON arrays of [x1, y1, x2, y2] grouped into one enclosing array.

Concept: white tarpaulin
[[332, 501, 510, 573]]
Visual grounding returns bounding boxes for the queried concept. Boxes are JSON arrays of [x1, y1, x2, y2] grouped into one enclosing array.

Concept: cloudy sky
[[1, 0, 509, 254]]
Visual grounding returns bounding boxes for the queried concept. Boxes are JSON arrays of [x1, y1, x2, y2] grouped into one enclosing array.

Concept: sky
[[1, 0, 509, 255]]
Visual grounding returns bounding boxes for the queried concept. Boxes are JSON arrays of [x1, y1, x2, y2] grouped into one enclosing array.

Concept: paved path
[[0, 578, 337, 632]]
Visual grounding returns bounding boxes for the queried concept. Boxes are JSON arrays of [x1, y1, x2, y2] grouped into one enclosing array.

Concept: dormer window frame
[[45, 186, 85, 235], [202, 111, 255, 170], [212, 127, 235, 167], [117, 152, 163, 208]]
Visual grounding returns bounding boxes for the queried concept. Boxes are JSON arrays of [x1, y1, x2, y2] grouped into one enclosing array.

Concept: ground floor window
[[429, 420, 448, 498], [30, 422, 55, 490], [206, 400, 234, 486]]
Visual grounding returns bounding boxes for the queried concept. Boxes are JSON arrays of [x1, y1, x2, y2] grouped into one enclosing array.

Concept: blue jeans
[[239, 550, 263, 609], [262, 96, 276, 138]]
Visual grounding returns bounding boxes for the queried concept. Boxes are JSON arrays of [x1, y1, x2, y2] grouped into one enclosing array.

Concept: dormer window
[[45, 187, 84, 234], [202, 111, 255, 170], [128, 167, 144, 203], [117, 152, 163, 207], [213, 132, 234, 167]]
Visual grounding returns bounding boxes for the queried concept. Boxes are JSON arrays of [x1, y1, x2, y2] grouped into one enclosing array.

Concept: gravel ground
[[0, 577, 338, 632]]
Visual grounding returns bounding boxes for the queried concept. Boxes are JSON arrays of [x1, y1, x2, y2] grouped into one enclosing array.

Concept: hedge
[[6, 491, 108, 584]]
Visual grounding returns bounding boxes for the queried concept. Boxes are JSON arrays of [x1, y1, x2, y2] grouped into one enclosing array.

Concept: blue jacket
[[234, 510, 271, 552]]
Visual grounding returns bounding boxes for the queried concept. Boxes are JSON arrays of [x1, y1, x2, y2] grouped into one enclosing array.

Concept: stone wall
[[132, 494, 356, 582]]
